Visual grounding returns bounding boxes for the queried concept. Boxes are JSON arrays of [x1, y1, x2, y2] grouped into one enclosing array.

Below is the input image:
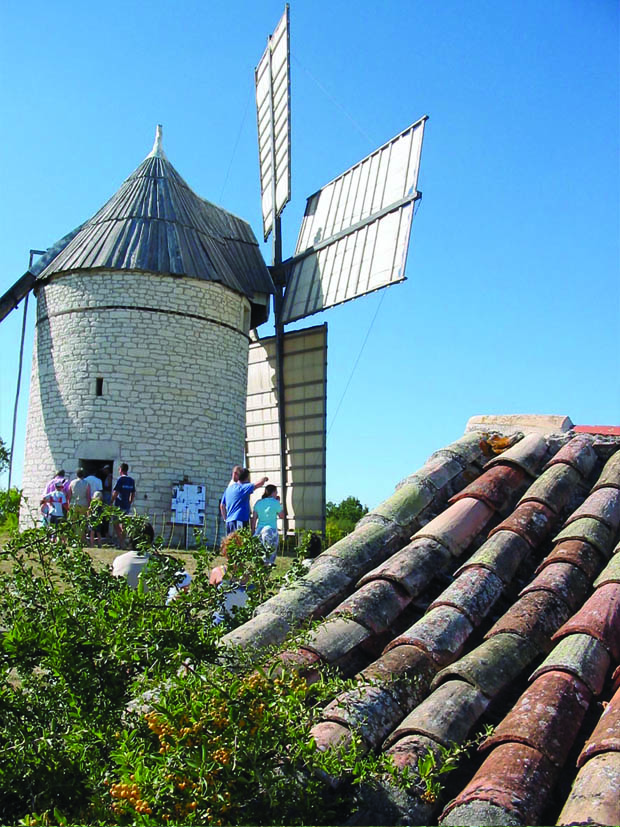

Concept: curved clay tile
[[303, 616, 372, 663], [398, 454, 468, 495], [557, 752, 620, 826], [271, 648, 323, 683], [431, 632, 539, 698], [386, 606, 474, 666], [480, 671, 591, 765], [483, 432, 549, 477], [318, 520, 410, 577], [551, 583, 620, 660], [384, 679, 489, 750], [564, 487, 620, 531], [517, 463, 583, 514], [221, 610, 291, 650], [535, 539, 606, 581], [448, 464, 530, 514], [518, 561, 591, 611], [253, 564, 352, 623], [439, 742, 558, 827], [359, 476, 434, 530], [357, 537, 452, 596], [578, 685, 620, 766], [553, 517, 614, 558], [427, 566, 504, 626], [429, 431, 492, 472], [454, 529, 530, 584], [377, 734, 443, 825], [485, 590, 572, 653], [557, 752, 620, 827], [320, 683, 406, 748], [361, 644, 437, 711], [310, 719, 353, 752], [593, 553, 620, 587], [592, 447, 620, 492], [613, 665, 620, 694], [543, 433, 598, 478], [531, 633, 611, 696], [489, 500, 557, 548], [412, 497, 494, 557], [329, 579, 412, 635]]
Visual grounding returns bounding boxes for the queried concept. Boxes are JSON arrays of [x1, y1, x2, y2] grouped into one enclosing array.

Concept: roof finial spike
[[147, 124, 166, 159]]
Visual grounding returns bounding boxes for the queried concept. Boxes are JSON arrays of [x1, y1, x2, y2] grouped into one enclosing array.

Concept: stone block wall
[[21, 269, 252, 542]]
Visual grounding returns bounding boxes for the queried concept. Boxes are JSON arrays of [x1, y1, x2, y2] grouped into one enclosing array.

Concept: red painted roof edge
[[573, 425, 620, 436]]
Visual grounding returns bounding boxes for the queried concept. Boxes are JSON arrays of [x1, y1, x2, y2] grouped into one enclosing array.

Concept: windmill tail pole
[[272, 214, 289, 541]]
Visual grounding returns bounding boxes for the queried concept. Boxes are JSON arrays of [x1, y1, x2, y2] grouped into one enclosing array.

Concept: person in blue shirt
[[220, 467, 268, 535], [111, 462, 136, 548]]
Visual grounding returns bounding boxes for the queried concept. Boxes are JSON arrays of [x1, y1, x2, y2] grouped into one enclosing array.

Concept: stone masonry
[[21, 268, 252, 542]]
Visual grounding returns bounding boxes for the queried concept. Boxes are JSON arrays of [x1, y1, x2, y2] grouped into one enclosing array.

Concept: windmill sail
[[255, 5, 291, 241], [246, 324, 327, 534], [280, 116, 427, 324]]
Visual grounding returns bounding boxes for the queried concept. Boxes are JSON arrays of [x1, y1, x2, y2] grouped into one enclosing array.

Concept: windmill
[[0, 5, 426, 543], [246, 5, 427, 538]]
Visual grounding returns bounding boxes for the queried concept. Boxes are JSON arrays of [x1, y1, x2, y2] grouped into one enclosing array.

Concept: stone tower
[[20, 127, 274, 539]]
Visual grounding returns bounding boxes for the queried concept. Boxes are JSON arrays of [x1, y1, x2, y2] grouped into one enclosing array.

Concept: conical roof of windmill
[[32, 126, 274, 302]]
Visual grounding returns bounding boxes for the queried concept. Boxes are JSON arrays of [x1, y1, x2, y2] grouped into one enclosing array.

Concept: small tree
[[325, 496, 368, 547], [0, 437, 9, 475]]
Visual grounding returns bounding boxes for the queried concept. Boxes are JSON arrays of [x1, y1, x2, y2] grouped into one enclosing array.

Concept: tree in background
[[0, 437, 8, 475], [325, 496, 368, 547], [0, 437, 20, 532]]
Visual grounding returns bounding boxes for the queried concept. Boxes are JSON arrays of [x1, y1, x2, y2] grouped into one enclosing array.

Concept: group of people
[[40, 463, 136, 547], [219, 465, 284, 563]]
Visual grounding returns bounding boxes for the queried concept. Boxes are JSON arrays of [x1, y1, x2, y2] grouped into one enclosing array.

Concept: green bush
[[0, 518, 393, 825], [0, 487, 21, 531]]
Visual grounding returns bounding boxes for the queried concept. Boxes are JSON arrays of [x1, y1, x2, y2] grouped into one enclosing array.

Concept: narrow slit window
[[96, 377, 104, 397]]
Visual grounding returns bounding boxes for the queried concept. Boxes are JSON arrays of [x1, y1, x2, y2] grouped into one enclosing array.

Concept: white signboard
[[171, 484, 206, 526]]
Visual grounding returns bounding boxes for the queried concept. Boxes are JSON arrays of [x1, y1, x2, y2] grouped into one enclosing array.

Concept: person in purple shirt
[[219, 467, 268, 535], [45, 469, 71, 498]]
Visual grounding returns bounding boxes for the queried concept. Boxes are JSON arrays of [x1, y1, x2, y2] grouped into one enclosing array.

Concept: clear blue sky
[[1, 0, 618, 509]]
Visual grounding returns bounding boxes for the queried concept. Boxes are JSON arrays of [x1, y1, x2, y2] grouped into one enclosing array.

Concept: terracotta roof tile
[[517, 463, 584, 514], [543, 433, 598, 477], [592, 447, 620, 490], [531, 633, 611, 695], [553, 517, 615, 558], [387, 606, 474, 666], [551, 583, 620, 660], [454, 530, 530, 583], [440, 742, 558, 826], [329, 579, 412, 634], [557, 752, 620, 826], [385, 679, 489, 750], [357, 537, 452, 596], [427, 566, 504, 626], [432, 632, 539, 697], [222, 419, 620, 825], [412, 497, 494, 557], [577, 686, 620, 766], [535, 539, 607, 581], [489, 500, 557, 548], [480, 671, 591, 765], [448, 464, 530, 514], [483, 432, 550, 476], [593, 553, 620, 587], [486, 590, 572, 652], [564, 487, 620, 530], [518, 561, 591, 612]]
